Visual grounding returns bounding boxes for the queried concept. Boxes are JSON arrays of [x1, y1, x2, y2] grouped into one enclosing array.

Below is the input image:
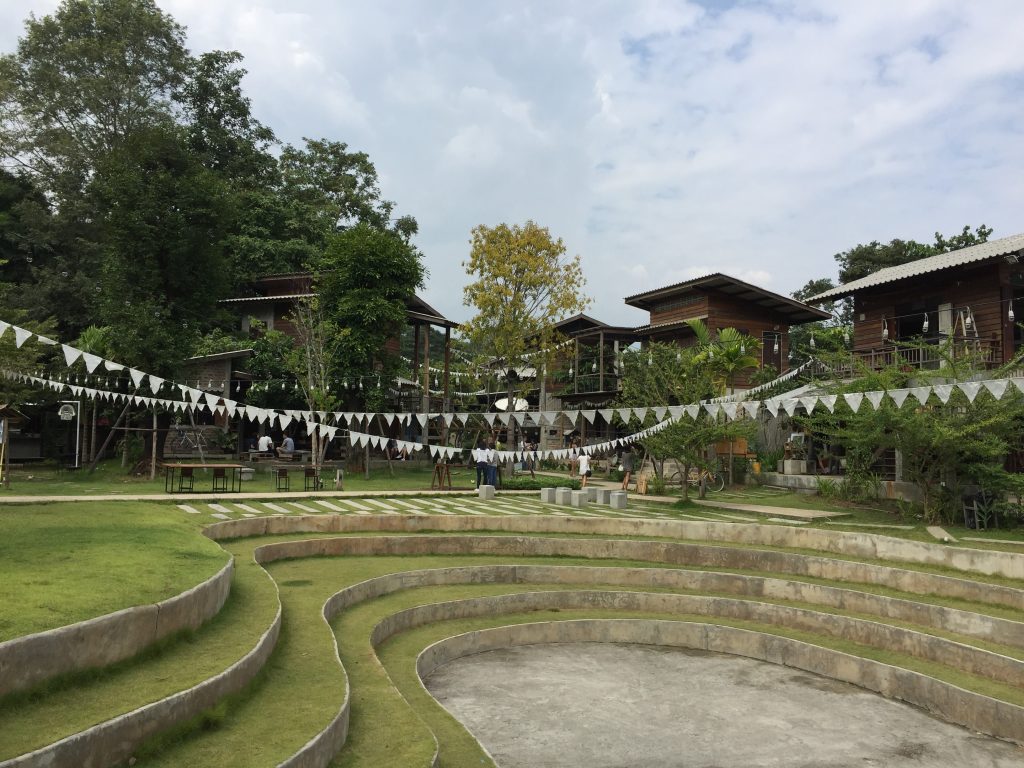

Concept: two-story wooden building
[[809, 232, 1024, 368]]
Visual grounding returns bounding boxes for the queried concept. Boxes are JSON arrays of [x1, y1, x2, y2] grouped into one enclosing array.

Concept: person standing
[[473, 440, 487, 488], [620, 447, 634, 491], [568, 439, 579, 477], [486, 438, 499, 487], [578, 451, 592, 488]]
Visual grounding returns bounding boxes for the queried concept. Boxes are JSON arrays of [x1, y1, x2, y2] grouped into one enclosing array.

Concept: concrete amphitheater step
[[0, 552, 279, 766]]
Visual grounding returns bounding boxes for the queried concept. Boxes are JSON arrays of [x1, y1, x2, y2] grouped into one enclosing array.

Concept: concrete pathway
[[0, 488, 539, 504], [693, 499, 849, 521], [926, 525, 957, 542]]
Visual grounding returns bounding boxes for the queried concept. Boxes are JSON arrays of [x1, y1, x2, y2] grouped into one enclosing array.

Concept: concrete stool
[[478, 485, 496, 500], [570, 490, 589, 508], [596, 488, 612, 505], [555, 487, 572, 506], [585, 487, 598, 501], [609, 491, 627, 510], [540, 488, 556, 503]]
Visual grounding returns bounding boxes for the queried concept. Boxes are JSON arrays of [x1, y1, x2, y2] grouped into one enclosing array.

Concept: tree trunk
[[89, 400, 98, 463], [90, 401, 131, 473]]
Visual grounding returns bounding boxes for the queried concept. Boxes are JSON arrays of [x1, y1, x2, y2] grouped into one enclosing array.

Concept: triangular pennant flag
[[496, 412, 510, 425], [128, 368, 146, 389], [704, 403, 722, 418], [799, 396, 818, 414], [616, 408, 632, 422], [36, 334, 57, 346], [721, 403, 738, 420], [888, 389, 911, 408], [0, 321, 8, 339], [150, 376, 166, 395], [865, 391, 885, 410], [982, 379, 1009, 400], [13, 326, 32, 348], [667, 406, 684, 420], [544, 411, 560, 424], [843, 393, 864, 413], [741, 401, 760, 419], [1011, 378, 1024, 395], [782, 399, 800, 417], [104, 360, 124, 371], [62, 345, 83, 367], [416, 413, 429, 428], [819, 394, 838, 414], [82, 352, 103, 373], [957, 381, 982, 403], [599, 408, 615, 422], [909, 386, 932, 406], [581, 410, 597, 424], [653, 407, 668, 421], [684, 405, 701, 420], [933, 384, 954, 404]]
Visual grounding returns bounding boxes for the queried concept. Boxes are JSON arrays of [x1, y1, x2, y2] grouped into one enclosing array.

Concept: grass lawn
[[0, 501, 227, 639]]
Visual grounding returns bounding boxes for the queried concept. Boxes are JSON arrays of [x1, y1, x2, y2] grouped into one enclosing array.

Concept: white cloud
[[2, 0, 1022, 328]]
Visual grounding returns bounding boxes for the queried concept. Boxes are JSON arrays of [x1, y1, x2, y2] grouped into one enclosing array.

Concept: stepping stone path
[[177, 504, 202, 515]]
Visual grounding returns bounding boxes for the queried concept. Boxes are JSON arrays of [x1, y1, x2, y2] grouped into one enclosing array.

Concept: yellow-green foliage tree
[[462, 221, 589, 443]]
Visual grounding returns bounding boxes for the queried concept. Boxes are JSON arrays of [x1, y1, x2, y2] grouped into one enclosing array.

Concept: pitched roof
[[809, 232, 1024, 302], [624, 273, 829, 324]]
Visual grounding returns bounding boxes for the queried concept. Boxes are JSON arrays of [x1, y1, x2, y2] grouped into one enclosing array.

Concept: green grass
[[0, 501, 227, 639], [0, 554, 278, 760]]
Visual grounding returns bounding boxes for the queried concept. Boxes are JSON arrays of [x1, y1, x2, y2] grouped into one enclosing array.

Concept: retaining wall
[[0, 559, 234, 699]]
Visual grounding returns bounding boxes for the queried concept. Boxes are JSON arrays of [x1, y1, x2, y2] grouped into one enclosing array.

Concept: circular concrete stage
[[426, 643, 1024, 767]]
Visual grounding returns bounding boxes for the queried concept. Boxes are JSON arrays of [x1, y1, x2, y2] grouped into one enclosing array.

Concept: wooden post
[[149, 408, 158, 481], [1, 415, 8, 489], [599, 331, 605, 392], [89, 399, 98, 463], [574, 339, 580, 394], [187, 408, 207, 468], [91, 400, 132, 473], [443, 325, 451, 443], [422, 323, 430, 445]]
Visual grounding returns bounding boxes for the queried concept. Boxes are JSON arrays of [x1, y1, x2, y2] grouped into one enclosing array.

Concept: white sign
[[58, 404, 76, 421]]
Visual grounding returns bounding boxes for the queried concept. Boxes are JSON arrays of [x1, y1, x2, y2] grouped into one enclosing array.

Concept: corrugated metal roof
[[809, 232, 1024, 302], [219, 293, 315, 303]]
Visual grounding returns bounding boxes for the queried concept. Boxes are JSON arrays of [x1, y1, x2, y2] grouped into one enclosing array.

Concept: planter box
[[783, 459, 809, 475]]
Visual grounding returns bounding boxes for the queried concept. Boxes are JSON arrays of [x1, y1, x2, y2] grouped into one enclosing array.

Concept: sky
[[3, 1, 1023, 327]]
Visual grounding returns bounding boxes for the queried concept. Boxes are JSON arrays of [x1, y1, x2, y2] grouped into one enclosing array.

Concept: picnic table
[[165, 463, 245, 493]]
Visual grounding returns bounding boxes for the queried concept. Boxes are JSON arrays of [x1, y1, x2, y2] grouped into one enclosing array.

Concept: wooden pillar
[[412, 324, 421, 384], [422, 323, 430, 444], [149, 409, 158, 480], [574, 339, 580, 394], [443, 326, 451, 445], [599, 331, 605, 392]]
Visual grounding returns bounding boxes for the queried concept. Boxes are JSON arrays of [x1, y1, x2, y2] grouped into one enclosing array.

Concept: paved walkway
[[0, 488, 536, 504], [692, 499, 849, 521]]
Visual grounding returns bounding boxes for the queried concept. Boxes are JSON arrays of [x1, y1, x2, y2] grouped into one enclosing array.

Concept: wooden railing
[[837, 338, 999, 375]]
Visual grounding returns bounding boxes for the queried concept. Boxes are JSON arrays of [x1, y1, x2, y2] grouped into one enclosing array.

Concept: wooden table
[[165, 463, 245, 493]]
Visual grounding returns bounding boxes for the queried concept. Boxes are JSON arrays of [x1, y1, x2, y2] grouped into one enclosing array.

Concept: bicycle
[[167, 428, 208, 455], [669, 465, 725, 492]]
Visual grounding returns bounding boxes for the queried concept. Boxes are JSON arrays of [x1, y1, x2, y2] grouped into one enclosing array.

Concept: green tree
[[463, 221, 589, 447], [833, 225, 992, 284]]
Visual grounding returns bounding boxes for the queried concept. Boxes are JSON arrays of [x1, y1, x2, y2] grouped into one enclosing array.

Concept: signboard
[[58, 404, 76, 422]]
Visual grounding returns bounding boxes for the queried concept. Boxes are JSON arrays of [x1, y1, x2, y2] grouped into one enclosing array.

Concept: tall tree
[[463, 221, 589, 447], [833, 225, 992, 284]]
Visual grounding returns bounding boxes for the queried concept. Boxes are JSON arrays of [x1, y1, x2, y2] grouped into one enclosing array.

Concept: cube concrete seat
[[540, 488, 556, 503], [585, 487, 598, 501], [609, 491, 627, 510], [554, 487, 572, 506], [596, 488, 612, 505], [570, 490, 589, 508], [478, 485, 496, 500]]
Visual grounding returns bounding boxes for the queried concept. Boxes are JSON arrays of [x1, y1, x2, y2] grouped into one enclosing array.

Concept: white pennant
[[910, 386, 932, 406], [721, 403, 738, 420], [104, 360, 124, 371], [704, 403, 722, 418], [667, 406, 685, 419], [633, 407, 649, 422], [782, 399, 800, 417], [62, 344, 83, 367], [653, 407, 667, 421], [981, 379, 1008, 400], [865, 391, 885, 410], [416, 413, 429, 428], [684, 405, 701, 420], [742, 401, 760, 419], [484, 413, 496, 426], [843, 393, 864, 413], [82, 352, 103, 373], [888, 389, 910, 408], [819, 395, 838, 413], [581, 409, 597, 424], [36, 334, 58, 346], [799, 396, 818, 414], [128, 368, 146, 389], [933, 384, 954, 404], [0, 321, 8, 339], [599, 408, 615, 422], [957, 381, 982, 403], [616, 408, 632, 422], [13, 326, 32, 348], [150, 376, 166, 395]]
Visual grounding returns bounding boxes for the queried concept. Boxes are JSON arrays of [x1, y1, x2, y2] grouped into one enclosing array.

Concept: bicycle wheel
[[710, 472, 725, 492]]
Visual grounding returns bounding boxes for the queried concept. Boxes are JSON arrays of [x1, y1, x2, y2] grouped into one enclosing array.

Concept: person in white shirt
[[257, 434, 273, 453], [473, 441, 488, 487], [578, 451, 591, 487]]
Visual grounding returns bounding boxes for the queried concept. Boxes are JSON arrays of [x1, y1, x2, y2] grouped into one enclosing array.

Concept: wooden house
[[809, 232, 1024, 369]]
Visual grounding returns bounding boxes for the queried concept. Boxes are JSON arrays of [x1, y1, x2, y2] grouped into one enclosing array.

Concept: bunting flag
[[910, 386, 932, 406], [13, 326, 32, 348], [819, 394, 837, 414], [865, 391, 885, 410], [763, 399, 780, 417], [798, 395, 818, 414], [741, 401, 761, 419], [888, 389, 911, 408], [958, 381, 982, 403], [721, 403, 738, 420], [933, 384, 954, 404], [782, 399, 800, 417], [843, 392, 864, 413], [983, 379, 1009, 399], [0, 321, 8, 339], [62, 345, 83, 367]]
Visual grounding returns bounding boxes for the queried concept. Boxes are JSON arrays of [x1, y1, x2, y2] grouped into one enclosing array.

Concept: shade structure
[[493, 397, 528, 412]]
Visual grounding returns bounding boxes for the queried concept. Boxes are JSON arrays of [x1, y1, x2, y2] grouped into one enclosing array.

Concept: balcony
[[838, 337, 999, 376]]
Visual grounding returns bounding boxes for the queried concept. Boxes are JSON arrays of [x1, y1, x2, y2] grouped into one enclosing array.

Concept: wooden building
[[625, 273, 829, 387], [809, 232, 1024, 369], [219, 273, 457, 411]]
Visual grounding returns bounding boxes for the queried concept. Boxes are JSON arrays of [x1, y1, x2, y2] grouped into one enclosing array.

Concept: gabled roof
[[553, 313, 609, 334], [184, 349, 254, 363], [625, 273, 829, 324], [809, 232, 1024, 302]]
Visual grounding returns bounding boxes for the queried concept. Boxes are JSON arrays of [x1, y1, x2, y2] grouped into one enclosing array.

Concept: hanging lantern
[[1010, 302, 1016, 323], [358, 379, 363, 391], [921, 313, 929, 334], [281, 380, 286, 390], [843, 327, 850, 345], [591, 361, 597, 373], [773, 337, 779, 355], [568, 366, 574, 377], [676, 351, 681, 362], [708, 347, 715, 360], [809, 335, 815, 350], [647, 353, 652, 366], [740, 342, 746, 354], [787, 349, 793, 361], [964, 310, 972, 329], [434, 375, 438, 387], [881, 318, 889, 341]]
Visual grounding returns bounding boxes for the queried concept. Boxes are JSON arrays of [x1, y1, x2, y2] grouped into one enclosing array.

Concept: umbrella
[[494, 397, 528, 412]]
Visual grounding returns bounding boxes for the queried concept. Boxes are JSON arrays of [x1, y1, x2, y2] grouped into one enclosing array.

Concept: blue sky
[[3, 0, 1023, 326]]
